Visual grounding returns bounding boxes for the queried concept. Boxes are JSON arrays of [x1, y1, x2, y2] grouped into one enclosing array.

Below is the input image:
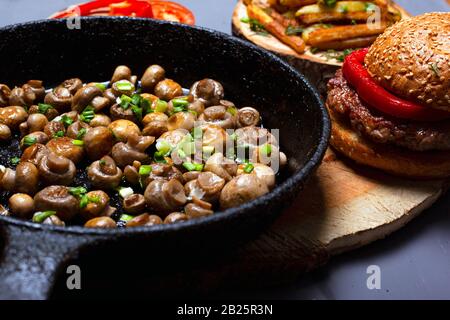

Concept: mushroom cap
[[83, 126, 114, 160], [39, 153, 76, 186], [219, 174, 269, 209], [108, 119, 141, 142], [164, 212, 189, 224], [27, 113, 49, 133], [126, 213, 163, 227], [15, 161, 39, 195], [80, 190, 110, 221], [198, 105, 236, 129], [141, 65, 165, 92], [144, 179, 187, 214], [84, 216, 116, 228], [21, 143, 49, 166], [46, 137, 84, 164], [190, 79, 224, 107], [8, 193, 35, 219], [123, 193, 146, 215], [34, 185, 79, 221], [0, 106, 28, 129], [87, 156, 123, 190], [154, 79, 183, 101]]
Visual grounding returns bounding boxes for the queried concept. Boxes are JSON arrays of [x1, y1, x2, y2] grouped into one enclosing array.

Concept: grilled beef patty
[[326, 70, 450, 151]]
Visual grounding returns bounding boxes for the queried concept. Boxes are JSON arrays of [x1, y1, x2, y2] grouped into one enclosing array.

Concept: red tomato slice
[[149, 1, 195, 24]]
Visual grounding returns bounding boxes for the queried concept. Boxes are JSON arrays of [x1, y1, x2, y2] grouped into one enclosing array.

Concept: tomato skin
[[342, 48, 450, 122], [50, 0, 195, 25]]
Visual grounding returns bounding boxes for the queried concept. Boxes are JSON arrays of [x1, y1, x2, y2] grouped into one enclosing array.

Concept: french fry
[[306, 23, 386, 46], [311, 35, 378, 49], [297, 11, 373, 24], [247, 4, 306, 53], [279, 0, 317, 8]]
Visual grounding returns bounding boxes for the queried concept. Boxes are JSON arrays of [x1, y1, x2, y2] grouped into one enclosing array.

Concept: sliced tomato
[[149, 1, 195, 24]]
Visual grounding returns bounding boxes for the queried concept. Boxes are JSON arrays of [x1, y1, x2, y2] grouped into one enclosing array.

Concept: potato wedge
[[310, 35, 378, 49], [297, 11, 373, 24], [247, 4, 306, 53], [306, 23, 386, 46]]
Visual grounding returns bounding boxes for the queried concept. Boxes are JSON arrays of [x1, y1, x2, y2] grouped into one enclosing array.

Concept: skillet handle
[[0, 222, 91, 300]]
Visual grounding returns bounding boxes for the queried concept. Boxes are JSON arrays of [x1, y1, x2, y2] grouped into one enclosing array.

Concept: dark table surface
[[0, 0, 449, 300]]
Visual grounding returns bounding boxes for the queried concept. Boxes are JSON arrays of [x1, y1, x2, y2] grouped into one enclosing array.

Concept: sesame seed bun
[[326, 104, 450, 179], [365, 12, 450, 111]]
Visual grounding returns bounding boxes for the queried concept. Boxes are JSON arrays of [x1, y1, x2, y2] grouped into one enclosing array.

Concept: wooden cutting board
[[192, 148, 447, 289]]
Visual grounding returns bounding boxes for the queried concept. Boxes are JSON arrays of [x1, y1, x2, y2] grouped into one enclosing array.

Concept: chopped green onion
[[38, 103, 53, 114], [183, 162, 204, 172], [229, 132, 237, 141], [79, 195, 89, 208], [53, 130, 64, 138], [155, 99, 168, 113], [23, 136, 37, 147], [69, 186, 87, 197], [61, 114, 74, 127], [76, 127, 87, 140], [80, 106, 95, 123], [72, 139, 84, 146], [115, 80, 134, 92], [285, 25, 304, 36], [240, 17, 250, 23], [244, 162, 254, 173], [140, 98, 152, 114], [260, 143, 272, 157], [177, 149, 187, 158], [119, 214, 134, 222], [156, 139, 172, 156], [131, 94, 141, 106], [10, 156, 20, 165], [226, 106, 237, 116], [172, 98, 189, 111], [321, 0, 337, 7], [139, 165, 152, 176], [120, 94, 133, 109], [99, 159, 106, 166], [32, 210, 57, 223], [117, 186, 134, 198], [94, 83, 107, 91], [192, 127, 203, 140], [153, 151, 167, 163], [88, 195, 100, 203], [131, 105, 143, 121]]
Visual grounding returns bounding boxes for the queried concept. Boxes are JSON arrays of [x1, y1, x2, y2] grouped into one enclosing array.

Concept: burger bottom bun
[[327, 105, 450, 179]]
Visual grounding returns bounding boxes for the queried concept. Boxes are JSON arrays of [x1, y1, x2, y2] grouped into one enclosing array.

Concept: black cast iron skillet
[[0, 17, 329, 299]]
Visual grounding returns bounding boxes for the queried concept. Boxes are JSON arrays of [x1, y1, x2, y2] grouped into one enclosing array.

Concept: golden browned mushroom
[[72, 85, 103, 113], [111, 133, 155, 167], [198, 105, 236, 129], [187, 100, 205, 115], [44, 87, 72, 112], [126, 213, 163, 227], [46, 137, 84, 164], [27, 104, 59, 121], [0, 123, 11, 141], [144, 179, 187, 214], [237, 107, 260, 127], [142, 112, 168, 137], [43, 215, 65, 226], [8, 193, 35, 219], [23, 80, 45, 102], [141, 65, 165, 92], [123, 193, 146, 215], [167, 112, 196, 131], [142, 163, 184, 187], [123, 161, 141, 185], [38, 153, 76, 186], [108, 119, 141, 142], [15, 161, 39, 195], [204, 152, 238, 182], [219, 174, 269, 209], [43, 120, 65, 138], [20, 132, 49, 150], [182, 171, 201, 182], [154, 79, 183, 101], [0, 84, 11, 107], [59, 78, 83, 95], [88, 155, 123, 190], [164, 212, 189, 224], [235, 126, 278, 148], [66, 121, 90, 139], [201, 124, 228, 154], [184, 171, 225, 203], [184, 198, 213, 219], [83, 126, 114, 160], [84, 216, 116, 228], [79, 190, 112, 221], [190, 79, 224, 107], [90, 114, 111, 127], [237, 163, 275, 189], [34, 185, 79, 221], [158, 128, 189, 148], [90, 96, 111, 112], [9, 87, 35, 107], [0, 106, 28, 129], [20, 143, 49, 166], [0, 166, 16, 191], [27, 113, 48, 133], [109, 103, 138, 123], [111, 65, 132, 84]]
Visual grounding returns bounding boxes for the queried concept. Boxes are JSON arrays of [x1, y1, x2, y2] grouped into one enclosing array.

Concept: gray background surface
[[0, 0, 449, 299]]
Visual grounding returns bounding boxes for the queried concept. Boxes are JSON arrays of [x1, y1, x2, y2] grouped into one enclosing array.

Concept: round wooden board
[[232, 0, 411, 95]]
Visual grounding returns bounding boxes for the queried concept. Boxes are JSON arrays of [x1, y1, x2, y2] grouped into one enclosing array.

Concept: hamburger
[[326, 12, 450, 178]]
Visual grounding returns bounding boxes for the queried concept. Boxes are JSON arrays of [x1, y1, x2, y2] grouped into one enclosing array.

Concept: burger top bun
[[364, 12, 450, 112]]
